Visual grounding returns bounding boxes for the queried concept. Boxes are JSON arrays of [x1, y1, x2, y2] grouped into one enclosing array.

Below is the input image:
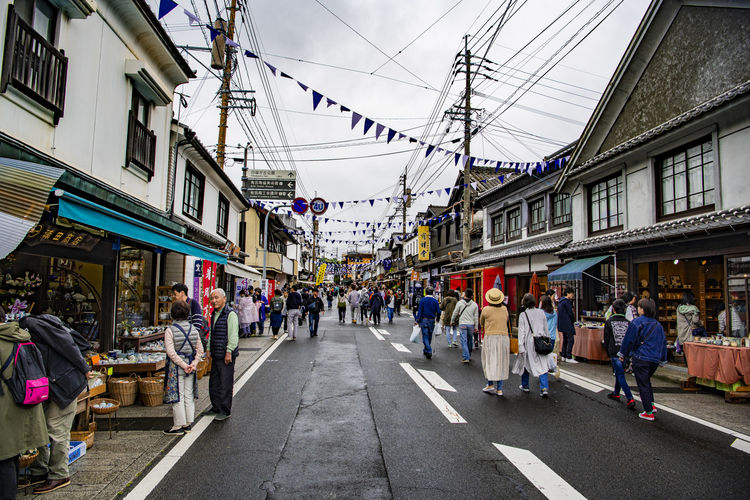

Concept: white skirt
[[482, 335, 510, 381]]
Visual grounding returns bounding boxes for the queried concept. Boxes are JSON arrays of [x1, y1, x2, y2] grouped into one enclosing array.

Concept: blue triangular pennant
[[363, 118, 375, 135], [387, 129, 397, 143], [158, 0, 179, 19], [244, 50, 259, 59], [312, 90, 324, 110], [375, 123, 385, 140], [425, 145, 435, 157], [297, 81, 308, 92], [264, 62, 277, 76], [351, 112, 362, 130]]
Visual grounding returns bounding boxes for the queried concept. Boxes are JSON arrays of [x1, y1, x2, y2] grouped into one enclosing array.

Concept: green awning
[[56, 191, 227, 264], [548, 255, 611, 282]]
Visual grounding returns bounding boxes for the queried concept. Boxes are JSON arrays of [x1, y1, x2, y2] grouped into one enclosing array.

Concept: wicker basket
[[70, 428, 95, 450], [90, 398, 120, 415], [138, 376, 165, 407], [18, 450, 39, 469], [107, 374, 138, 406]]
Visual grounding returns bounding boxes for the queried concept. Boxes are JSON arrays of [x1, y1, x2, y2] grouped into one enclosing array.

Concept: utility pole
[[401, 172, 409, 293], [216, 0, 239, 170], [312, 219, 319, 282], [462, 34, 472, 258]]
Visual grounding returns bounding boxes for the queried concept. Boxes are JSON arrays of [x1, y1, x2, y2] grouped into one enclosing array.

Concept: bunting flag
[[351, 112, 362, 129], [184, 8, 201, 25], [312, 90, 324, 110], [297, 81, 308, 92], [245, 50, 259, 59], [225, 37, 239, 48], [264, 62, 277, 76], [363, 118, 375, 135], [375, 123, 385, 141], [158, 0, 179, 19], [326, 98, 337, 108], [387, 129, 397, 143], [207, 25, 220, 41]]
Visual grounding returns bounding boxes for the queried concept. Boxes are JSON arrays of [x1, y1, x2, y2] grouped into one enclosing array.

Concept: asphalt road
[[146, 310, 750, 499]]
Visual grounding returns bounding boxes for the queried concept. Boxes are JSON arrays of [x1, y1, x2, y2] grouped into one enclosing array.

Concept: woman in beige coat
[[480, 288, 512, 395]]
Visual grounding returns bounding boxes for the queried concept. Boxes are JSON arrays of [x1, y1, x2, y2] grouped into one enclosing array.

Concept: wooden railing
[[1, 6, 68, 123], [126, 111, 157, 178]]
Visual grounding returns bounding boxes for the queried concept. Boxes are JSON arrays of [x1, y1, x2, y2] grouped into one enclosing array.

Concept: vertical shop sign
[[193, 260, 202, 305], [418, 225, 430, 261], [202, 261, 217, 320]]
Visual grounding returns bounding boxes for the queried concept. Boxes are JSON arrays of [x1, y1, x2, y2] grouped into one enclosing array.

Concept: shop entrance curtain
[[56, 191, 227, 264], [0, 158, 65, 259], [548, 255, 610, 282]]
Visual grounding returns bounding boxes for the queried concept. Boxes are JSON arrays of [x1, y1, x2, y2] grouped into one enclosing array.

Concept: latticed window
[[553, 193, 571, 226], [183, 164, 204, 221], [491, 214, 504, 244], [217, 195, 229, 236], [589, 175, 622, 233], [507, 207, 521, 240], [529, 198, 546, 233], [659, 138, 714, 217]]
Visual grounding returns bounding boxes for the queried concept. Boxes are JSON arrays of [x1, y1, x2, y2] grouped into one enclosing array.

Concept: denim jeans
[[308, 312, 320, 336], [488, 380, 504, 390], [420, 318, 436, 355], [387, 307, 394, 322], [459, 325, 474, 360], [521, 370, 549, 391], [445, 325, 458, 346], [610, 357, 633, 400], [338, 307, 346, 322]]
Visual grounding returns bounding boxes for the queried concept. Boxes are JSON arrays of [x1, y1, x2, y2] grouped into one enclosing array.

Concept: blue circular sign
[[292, 197, 308, 215], [310, 197, 327, 215]]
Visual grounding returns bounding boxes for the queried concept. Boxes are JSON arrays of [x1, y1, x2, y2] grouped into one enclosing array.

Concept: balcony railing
[[1, 6, 68, 124], [126, 111, 156, 179]]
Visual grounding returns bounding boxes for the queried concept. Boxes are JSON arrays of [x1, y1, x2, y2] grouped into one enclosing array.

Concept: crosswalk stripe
[[400, 363, 466, 424], [368, 326, 385, 340], [417, 369, 456, 392], [377, 328, 390, 336], [391, 342, 411, 353]]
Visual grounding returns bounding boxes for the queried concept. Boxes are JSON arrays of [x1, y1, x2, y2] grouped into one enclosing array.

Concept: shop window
[[183, 163, 204, 222], [506, 207, 521, 241], [491, 213, 504, 245], [529, 197, 546, 234], [658, 137, 714, 218], [589, 174, 623, 234], [727, 256, 750, 337], [116, 246, 154, 331], [552, 193, 571, 227], [217, 194, 229, 237]]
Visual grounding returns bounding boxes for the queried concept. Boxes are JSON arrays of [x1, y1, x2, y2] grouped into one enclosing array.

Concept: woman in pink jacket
[[237, 289, 258, 337]]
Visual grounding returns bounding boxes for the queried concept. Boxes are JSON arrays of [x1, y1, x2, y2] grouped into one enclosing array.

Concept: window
[[491, 214, 504, 244], [131, 89, 150, 126], [658, 138, 714, 218], [529, 198, 546, 234], [15, 0, 57, 43], [589, 174, 623, 233], [182, 164, 204, 221], [506, 207, 521, 240], [552, 193, 572, 226], [217, 194, 229, 237]]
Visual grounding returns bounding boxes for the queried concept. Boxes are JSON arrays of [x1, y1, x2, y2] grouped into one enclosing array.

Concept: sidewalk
[[558, 358, 750, 436], [17, 335, 278, 500]]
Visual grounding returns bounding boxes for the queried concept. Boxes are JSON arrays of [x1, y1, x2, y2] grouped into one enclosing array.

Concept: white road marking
[[417, 369, 457, 392], [493, 443, 587, 500], [368, 326, 385, 340], [558, 371, 604, 393], [377, 328, 391, 336], [400, 363, 466, 424], [731, 439, 750, 455], [391, 342, 411, 353], [125, 334, 288, 499], [559, 369, 750, 445]]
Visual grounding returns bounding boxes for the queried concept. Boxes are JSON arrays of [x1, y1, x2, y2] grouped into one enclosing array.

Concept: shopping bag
[[410, 324, 421, 343]]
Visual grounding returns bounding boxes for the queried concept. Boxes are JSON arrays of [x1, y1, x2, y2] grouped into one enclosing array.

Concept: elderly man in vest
[[205, 288, 239, 421]]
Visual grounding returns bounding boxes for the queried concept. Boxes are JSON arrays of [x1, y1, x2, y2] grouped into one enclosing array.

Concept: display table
[[572, 326, 609, 362], [684, 342, 750, 386], [74, 382, 106, 431], [108, 359, 165, 377], [118, 332, 164, 352]]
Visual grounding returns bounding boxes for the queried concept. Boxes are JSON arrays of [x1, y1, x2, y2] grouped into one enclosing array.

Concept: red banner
[[201, 261, 217, 322]]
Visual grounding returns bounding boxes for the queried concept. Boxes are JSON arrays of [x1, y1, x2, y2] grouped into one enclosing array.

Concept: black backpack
[[0, 341, 50, 406]]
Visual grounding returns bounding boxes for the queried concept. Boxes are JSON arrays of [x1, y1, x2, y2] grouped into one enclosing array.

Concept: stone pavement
[[17, 335, 278, 500]]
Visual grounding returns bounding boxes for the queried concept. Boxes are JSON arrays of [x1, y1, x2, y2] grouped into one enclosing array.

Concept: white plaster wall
[[531, 253, 562, 272], [718, 121, 750, 210], [624, 162, 652, 230], [505, 257, 530, 275], [571, 188, 586, 242]]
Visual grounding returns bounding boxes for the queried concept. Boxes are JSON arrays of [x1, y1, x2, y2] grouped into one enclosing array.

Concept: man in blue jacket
[[618, 298, 667, 422], [557, 287, 577, 363], [414, 288, 440, 359]]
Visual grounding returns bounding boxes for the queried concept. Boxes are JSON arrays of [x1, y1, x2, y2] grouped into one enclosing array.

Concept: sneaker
[[496, 390, 504, 396], [461, 359, 470, 364], [33, 478, 70, 494], [554, 368, 560, 380], [182, 424, 192, 433], [607, 393, 621, 401], [214, 413, 231, 421], [651, 405, 658, 413], [567, 358, 579, 364], [163, 427, 185, 436], [626, 399, 636, 410], [204, 408, 220, 416], [541, 389, 549, 398], [639, 411, 654, 422], [482, 385, 496, 394], [519, 385, 530, 393]]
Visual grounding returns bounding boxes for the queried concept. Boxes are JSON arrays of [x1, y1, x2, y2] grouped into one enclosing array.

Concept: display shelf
[[118, 331, 164, 352], [155, 285, 172, 325]]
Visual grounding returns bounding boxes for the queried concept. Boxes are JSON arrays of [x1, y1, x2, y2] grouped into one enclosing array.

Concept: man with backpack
[[359, 287, 371, 324], [0, 306, 48, 497], [304, 289, 326, 337], [19, 314, 94, 494]]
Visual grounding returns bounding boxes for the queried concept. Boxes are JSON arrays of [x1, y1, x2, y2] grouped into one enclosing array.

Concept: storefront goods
[[684, 342, 750, 386], [107, 375, 138, 406], [138, 377, 165, 407]]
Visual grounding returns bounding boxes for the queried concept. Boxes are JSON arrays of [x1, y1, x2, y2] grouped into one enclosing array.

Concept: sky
[[151, 0, 652, 259]]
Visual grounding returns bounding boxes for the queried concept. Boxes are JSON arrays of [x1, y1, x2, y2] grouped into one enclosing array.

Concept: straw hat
[[485, 288, 505, 305]]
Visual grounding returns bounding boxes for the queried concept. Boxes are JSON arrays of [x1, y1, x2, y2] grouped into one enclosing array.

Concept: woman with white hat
[[480, 288, 512, 395]]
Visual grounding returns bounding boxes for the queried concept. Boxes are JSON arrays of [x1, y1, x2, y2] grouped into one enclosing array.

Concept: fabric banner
[[202, 261, 217, 322]]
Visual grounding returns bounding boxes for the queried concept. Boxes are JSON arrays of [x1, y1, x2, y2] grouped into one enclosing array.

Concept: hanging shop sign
[[201, 261, 217, 320], [316, 263, 327, 286], [418, 225, 430, 261], [292, 197, 308, 215], [246, 169, 296, 200], [193, 260, 202, 303], [309, 197, 328, 216], [411, 270, 419, 281], [25, 224, 99, 251]]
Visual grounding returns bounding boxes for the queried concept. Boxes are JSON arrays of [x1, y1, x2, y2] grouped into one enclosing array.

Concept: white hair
[[210, 288, 226, 298]]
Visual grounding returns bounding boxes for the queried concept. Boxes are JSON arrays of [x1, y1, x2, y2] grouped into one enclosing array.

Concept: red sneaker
[[638, 411, 654, 421], [626, 399, 636, 410]]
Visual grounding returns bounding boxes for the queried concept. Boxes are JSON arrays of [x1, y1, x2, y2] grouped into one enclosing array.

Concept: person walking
[[20, 314, 94, 494], [618, 298, 667, 421], [163, 300, 203, 435], [359, 287, 371, 325], [395, 289, 402, 316], [254, 288, 268, 336], [286, 285, 303, 341], [206, 289, 239, 421], [305, 289, 325, 337], [557, 287, 577, 363], [676, 291, 701, 353], [269, 289, 285, 339], [603, 299, 635, 409], [385, 291, 395, 324], [512, 294, 552, 398], [441, 290, 459, 348], [480, 289, 511, 396], [237, 289, 258, 338], [540, 295, 559, 378], [0, 306, 48, 496], [414, 288, 440, 359], [337, 289, 347, 323], [370, 289, 384, 326], [452, 289, 479, 364], [282, 289, 289, 336], [347, 285, 360, 324]]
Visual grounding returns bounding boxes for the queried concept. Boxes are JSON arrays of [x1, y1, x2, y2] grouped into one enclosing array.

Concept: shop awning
[[0, 157, 65, 259], [225, 261, 261, 280], [548, 255, 611, 281], [56, 190, 227, 264]]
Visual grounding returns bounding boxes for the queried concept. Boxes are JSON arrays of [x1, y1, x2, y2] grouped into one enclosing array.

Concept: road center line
[[368, 326, 385, 340], [558, 371, 604, 393], [493, 443, 587, 500], [125, 334, 289, 499], [417, 369, 457, 392], [400, 363, 466, 424], [377, 328, 391, 336], [391, 342, 411, 353]]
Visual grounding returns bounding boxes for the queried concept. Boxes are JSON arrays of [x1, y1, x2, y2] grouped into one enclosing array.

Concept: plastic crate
[[68, 441, 86, 465]]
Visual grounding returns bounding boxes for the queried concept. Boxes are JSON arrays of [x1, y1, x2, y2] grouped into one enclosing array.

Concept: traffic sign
[[292, 197, 308, 215], [245, 189, 295, 200], [248, 169, 296, 180], [309, 197, 327, 215], [246, 169, 296, 200]]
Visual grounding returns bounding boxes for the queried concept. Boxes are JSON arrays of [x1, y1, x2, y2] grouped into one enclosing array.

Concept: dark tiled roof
[[559, 206, 750, 256], [460, 231, 572, 267], [414, 253, 453, 269], [568, 80, 750, 178]]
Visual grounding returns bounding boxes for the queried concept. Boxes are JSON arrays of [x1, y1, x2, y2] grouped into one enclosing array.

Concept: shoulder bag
[[524, 310, 553, 355]]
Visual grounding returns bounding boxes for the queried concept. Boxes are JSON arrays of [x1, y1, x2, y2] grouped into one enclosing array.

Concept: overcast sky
[[152, 0, 651, 258]]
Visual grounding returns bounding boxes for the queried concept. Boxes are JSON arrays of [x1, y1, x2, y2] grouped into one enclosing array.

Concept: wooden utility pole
[[462, 35, 472, 258], [312, 219, 319, 280], [216, 0, 239, 170]]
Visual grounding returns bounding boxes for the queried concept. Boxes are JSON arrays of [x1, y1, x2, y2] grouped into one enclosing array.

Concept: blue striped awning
[[548, 255, 611, 282], [0, 157, 65, 259]]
